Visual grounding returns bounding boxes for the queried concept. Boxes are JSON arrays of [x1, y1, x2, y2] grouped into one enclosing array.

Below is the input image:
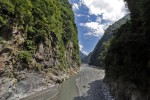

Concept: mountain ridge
[[89, 14, 130, 67]]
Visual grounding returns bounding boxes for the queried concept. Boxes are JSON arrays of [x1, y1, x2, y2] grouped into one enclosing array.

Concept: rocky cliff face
[[105, 0, 150, 100], [0, 0, 80, 99], [89, 14, 130, 67]]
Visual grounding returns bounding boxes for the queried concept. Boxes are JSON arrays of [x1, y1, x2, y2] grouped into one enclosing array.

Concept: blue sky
[[69, 0, 128, 55]]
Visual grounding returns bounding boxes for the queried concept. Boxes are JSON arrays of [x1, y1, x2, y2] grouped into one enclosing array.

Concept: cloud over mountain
[[80, 22, 108, 37], [81, 0, 128, 22], [69, 0, 128, 54]]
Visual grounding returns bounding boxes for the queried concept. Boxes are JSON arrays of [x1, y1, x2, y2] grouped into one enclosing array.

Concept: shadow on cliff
[[73, 80, 106, 100]]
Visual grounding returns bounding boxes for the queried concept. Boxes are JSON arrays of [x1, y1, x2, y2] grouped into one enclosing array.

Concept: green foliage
[[0, 37, 7, 45], [136, 0, 150, 43], [18, 51, 32, 64], [35, 63, 42, 71], [24, 40, 36, 52], [97, 40, 111, 67], [105, 0, 150, 94], [89, 29, 113, 66], [0, 0, 80, 69]]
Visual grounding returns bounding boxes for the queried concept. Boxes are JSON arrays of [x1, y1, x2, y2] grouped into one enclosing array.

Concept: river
[[53, 64, 114, 100]]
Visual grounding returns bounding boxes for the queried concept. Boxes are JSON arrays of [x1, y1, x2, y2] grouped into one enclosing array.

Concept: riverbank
[[75, 64, 114, 100], [53, 64, 114, 100], [0, 67, 79, 100], [20, 84, 60, 100], [14, 64, 114, 100]]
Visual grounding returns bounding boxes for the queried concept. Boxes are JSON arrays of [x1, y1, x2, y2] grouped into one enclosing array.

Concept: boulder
[[34, 53, 44, 61], [47, 73, 63, 83]]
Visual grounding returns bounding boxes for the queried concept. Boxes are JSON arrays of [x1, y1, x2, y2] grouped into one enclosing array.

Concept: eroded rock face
[[0, 0, 80, 99], [0, 36, 79, 99]]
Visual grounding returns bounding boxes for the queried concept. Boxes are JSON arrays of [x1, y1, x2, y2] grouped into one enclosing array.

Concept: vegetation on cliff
[[0, 0, 80, 99], [0, 0, 80, 71], [105, 0, 150, 99], [89, 15, 130, 67]]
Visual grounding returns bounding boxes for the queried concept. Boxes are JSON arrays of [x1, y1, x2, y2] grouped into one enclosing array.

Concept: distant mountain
[[80, 51, 87, 60], [89, 14, 130, 67], [81, 52, 92, 63]]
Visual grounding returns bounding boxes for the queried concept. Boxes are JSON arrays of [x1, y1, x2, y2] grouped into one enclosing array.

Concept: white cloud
[[75, 14, 86, 17], [81, 0, 128, 22], [79, 44, 83, 51], [72, 3, 79, 11], [80, 22, 106, 37], [96, 17, 102, 23], [82, 51, 88, 55], [79, 44, 88, 55]]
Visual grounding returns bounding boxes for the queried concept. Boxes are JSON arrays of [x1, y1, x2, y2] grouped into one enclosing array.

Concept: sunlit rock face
[[0, 0, 80, 99]]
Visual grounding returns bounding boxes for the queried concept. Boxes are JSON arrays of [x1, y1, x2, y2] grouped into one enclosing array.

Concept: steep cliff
[[0, 0, 80, 99], [105, 0, 150, 99], [89, 14, 130, 67]]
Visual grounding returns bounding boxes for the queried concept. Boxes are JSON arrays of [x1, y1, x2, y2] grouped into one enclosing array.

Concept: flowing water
[[53, 64, 114, 100], [53, 75, 79, 100]]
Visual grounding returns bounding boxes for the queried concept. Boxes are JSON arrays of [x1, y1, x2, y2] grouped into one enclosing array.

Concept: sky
[[69, 0, 128, 55]]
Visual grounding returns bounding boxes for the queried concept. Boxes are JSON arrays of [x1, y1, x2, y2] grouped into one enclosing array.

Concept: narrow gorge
[[90, 0, 150, 99], [0, 0, 150, 100]]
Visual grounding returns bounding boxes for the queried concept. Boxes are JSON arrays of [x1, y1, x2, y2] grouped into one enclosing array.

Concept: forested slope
[[89, 14, 130, 67], [0, 0, 80, 99], [105, 0, 150, 99]]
